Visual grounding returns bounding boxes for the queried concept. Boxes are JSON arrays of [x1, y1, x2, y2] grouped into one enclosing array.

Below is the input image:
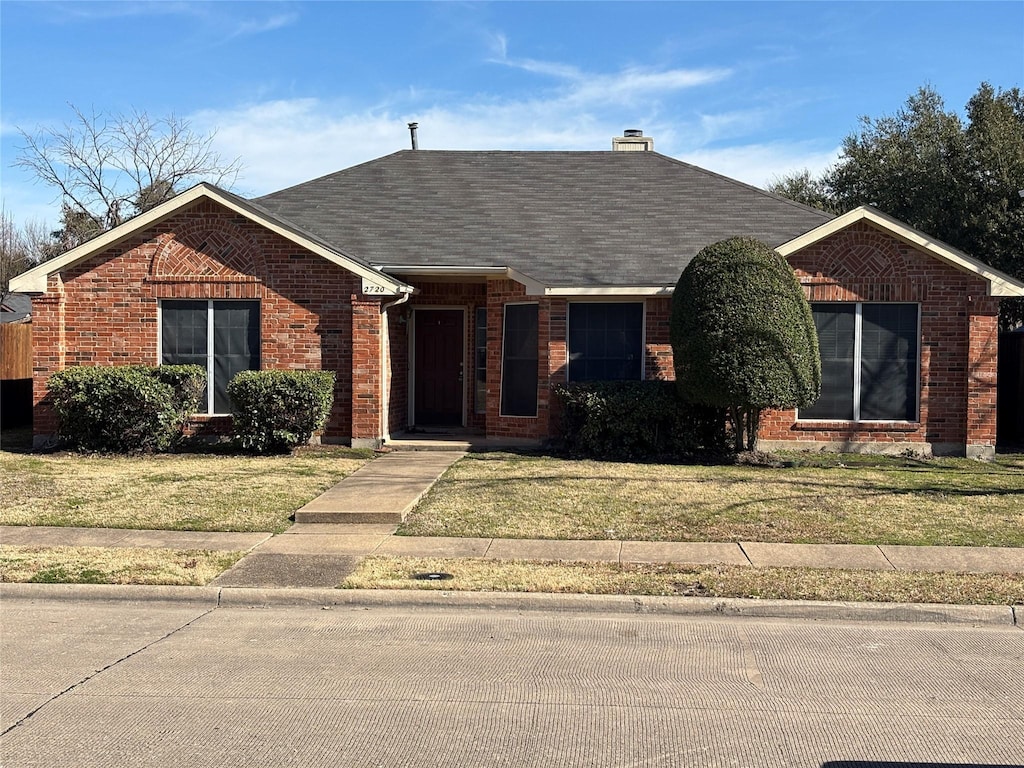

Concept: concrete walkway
[[3, 449, 1023, 589], [292, 450, 463, 524]]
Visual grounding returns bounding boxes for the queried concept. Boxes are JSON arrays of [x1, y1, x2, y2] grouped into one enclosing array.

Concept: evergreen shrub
[[554, 380, 729, 461], [227, 370, 336, 454], [47, 364, 206, 453]]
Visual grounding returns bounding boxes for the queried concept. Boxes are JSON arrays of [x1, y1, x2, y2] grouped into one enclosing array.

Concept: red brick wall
[[644, 297, 674, 380], [758, 222, 997, 455], [31, 199, 368, 442], [33, 207, 999, 455]]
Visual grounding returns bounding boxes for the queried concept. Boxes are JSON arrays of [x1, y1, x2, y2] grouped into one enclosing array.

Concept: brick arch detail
[[813, 228, 908, 283], [789, 224, 918, 303], [151, 216, 265, 281]]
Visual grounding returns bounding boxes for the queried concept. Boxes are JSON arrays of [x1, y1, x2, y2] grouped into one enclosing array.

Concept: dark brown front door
[[414, 309, 464, 426]]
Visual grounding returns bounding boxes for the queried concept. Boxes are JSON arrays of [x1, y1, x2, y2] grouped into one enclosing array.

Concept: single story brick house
[[12, 133, 1024, 457]]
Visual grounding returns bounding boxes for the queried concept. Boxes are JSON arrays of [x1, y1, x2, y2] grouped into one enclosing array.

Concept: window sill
[[793, 420, 920, 433]]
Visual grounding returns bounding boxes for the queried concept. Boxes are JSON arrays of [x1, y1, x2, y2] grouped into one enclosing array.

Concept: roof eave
[[380, 264, 674, 297], [10, 183, 411, 296]]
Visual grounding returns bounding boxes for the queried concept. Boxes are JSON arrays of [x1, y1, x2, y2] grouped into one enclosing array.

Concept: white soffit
[[11, 184, 410, 295], [379, 265, 672, 297], [778, 206, 1024, 298]]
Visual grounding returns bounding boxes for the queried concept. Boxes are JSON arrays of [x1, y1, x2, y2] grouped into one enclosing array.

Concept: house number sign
[[361, 278, 390, 295]]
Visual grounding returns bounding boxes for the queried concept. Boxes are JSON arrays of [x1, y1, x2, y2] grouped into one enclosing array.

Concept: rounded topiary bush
[[47, 365, 204, 453], [670, 236, 820, 451], [227, 370, 336, 454]]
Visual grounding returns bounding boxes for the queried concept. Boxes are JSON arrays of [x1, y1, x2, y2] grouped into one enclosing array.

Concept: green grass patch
[[399, 452, 1024, 546]]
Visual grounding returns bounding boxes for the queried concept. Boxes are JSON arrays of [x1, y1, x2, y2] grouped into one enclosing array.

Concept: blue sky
[[2, 1, 1022, 230]]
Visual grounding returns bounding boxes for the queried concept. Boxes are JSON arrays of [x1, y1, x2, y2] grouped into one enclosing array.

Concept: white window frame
[[798, 301, 921, 424]]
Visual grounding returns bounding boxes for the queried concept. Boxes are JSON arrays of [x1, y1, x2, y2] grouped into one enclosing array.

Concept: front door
[[414, 309, 464, 426]]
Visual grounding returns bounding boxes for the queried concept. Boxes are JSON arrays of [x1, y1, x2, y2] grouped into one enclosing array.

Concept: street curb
[[0, 583, 221, 606], [1, 583, 1018, 626]]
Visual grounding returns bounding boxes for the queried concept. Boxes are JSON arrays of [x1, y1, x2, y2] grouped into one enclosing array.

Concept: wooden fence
[[0, 323, 32, 381]]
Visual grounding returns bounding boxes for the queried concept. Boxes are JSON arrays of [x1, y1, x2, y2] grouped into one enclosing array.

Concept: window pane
[[801, 305, 855, 420], [161, 301, 208, 365], [162, 301, 209, 410], [860, 304, 918, 421], [212, 301, 260, 414], [568, 303, 643, 382], [500, 304, 538, 417]]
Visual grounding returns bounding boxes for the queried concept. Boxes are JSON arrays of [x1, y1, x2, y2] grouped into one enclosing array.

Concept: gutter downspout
[[380, 291, 413, 445]]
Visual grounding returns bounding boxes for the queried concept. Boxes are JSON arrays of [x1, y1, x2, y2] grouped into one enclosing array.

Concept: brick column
[[30, 276, 66, 446], [965, 298, 999, 458], [350, 299, 383, 448]]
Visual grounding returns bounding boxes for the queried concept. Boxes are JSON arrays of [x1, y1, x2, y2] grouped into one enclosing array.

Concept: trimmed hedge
[[228, 370, 336, 454], [47, 364, 206, 453], [554, 380, 730, 461]]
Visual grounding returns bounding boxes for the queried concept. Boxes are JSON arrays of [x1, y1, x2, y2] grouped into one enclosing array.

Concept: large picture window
[[568, 302, 643, 382], [801, 302, 919, 422], [161, 300, 261, 414], [500, 303, 538, 417]]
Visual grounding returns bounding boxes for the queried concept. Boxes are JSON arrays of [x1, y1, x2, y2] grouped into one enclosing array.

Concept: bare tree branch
[[14, 104, 243, 247]]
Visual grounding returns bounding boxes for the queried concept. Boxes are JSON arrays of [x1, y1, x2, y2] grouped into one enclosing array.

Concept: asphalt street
[[2, 595, 1023, 767]]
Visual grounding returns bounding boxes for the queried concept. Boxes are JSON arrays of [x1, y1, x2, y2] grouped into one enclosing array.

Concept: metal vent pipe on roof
[[408, 122, 419, 150]]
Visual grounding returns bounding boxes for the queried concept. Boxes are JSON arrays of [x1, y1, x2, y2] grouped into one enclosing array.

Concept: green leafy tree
[[15, 104, 241, 252], [670, 237, 821, 453], [771, 83, 1024, 328], [767, 169, 840, 214]]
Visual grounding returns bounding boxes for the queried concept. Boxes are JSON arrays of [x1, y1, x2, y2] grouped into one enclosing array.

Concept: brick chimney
[[612, 129, 654, 151]]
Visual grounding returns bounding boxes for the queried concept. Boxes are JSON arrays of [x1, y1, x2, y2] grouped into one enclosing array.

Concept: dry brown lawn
[[0, 545, 241, 586], [343, 555, 1024, 605], [0, 447, 371, 533], [400, 452, 1024, 546]]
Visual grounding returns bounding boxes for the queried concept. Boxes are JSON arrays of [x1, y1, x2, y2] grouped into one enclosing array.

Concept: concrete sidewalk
[[3, 448, 1023, 589], [4, 523, 1023, 581]]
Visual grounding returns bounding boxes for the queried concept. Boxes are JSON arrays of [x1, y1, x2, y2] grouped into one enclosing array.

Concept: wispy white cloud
[[43, 1, 203, 22], [492, 48, 732, 108], [40, 2, 297, 43], [226, 12, 298, 40]]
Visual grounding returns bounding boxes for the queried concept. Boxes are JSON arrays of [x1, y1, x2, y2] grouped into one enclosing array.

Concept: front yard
[[3, 444, 1023, 599], [400, 452, 1024, 547], [0, 446, 372, 534]]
